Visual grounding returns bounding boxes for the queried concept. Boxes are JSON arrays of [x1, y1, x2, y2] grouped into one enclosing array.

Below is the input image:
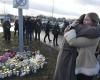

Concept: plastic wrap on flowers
[[0, 50, 47, 79]]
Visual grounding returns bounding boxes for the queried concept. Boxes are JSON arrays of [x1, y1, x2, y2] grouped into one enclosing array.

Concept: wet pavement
[[40, 31, 63, 49]]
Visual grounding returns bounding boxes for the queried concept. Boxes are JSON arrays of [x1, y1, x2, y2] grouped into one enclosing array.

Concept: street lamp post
[[3, 0, 6, 19], [13, 0, 29, 52], [18, 8, 24, 52], [52, 0, 55, 23], [52, 0, 54, 18]]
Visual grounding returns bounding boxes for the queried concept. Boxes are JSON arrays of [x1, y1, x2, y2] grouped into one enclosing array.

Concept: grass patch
[[0, 32, 58, 80], [0, 32, 99, 80]]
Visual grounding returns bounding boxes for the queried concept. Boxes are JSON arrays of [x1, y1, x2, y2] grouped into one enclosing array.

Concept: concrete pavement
[[39, 31, 63, 49]]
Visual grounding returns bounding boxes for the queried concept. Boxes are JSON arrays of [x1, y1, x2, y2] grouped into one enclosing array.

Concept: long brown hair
[[77, 14, 86, 24], [87, 12, 99, 26]]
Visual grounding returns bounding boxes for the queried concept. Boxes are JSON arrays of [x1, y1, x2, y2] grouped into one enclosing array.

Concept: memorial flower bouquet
[[0, 50, 47, 79]]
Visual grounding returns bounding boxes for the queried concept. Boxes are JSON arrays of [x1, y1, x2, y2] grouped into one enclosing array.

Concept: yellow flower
[[4, 49, 10, 51]]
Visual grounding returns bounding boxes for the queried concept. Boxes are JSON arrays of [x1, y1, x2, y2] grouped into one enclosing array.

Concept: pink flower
[[0, 56, 8, 63], [4, 52, 11, 58]]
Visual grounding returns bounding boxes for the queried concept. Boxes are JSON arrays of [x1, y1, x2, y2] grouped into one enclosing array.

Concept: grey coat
[[53, 39, 77, 80]]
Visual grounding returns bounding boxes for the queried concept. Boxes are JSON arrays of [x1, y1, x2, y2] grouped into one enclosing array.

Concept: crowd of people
[[2, 16, 67, 47], [14, 17, 42, 44]]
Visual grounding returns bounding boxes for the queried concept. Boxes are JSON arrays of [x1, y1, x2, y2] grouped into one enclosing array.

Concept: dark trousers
[[44, 32, 51, 42], [4, 30, 11, 41], [14, 29, 19, 37], [35, 32, 40, 41], [53, 34, 58, 46], [77, 74, 93, 80], [26, 32, 33, 44]]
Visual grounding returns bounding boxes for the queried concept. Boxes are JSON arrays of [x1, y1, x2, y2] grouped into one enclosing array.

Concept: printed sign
[[13, 0, 29, 9]]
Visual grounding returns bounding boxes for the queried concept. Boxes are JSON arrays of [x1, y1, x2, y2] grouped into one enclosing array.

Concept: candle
[[1, 73, 5, 78], [41, 63, 44, 69], [7, 71, 11, 77], [34, 69, 37, 73], [4, 72, 8, 77], [13, 69, 16, 75], [16, 71, 19, 76]]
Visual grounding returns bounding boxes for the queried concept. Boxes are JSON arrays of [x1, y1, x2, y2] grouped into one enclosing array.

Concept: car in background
[[58, 21, 69, 34]]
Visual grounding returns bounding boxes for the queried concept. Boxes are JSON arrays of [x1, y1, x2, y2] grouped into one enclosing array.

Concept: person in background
[[14, 19, 19, 37], [3, 20, 11, 42], [25, 17, 34, 44], [62, 20, 69, 34], [44, 21, 52, 43], [34, 18, 42, 41], [52, 22, 60, 46]]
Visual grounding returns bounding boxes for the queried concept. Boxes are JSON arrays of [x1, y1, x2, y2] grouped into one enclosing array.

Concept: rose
[[3, 52, 11, 58], [0, 56, 8, 63], [9, 51, 16, 58]]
